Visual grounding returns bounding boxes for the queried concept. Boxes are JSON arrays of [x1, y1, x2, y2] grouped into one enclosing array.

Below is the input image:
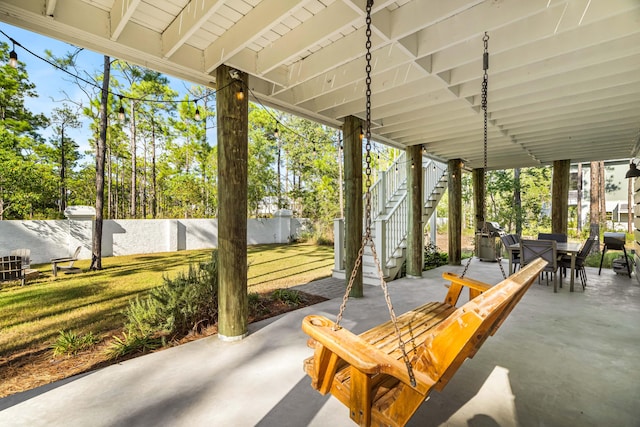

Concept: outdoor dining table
[[508, 241, 582, 292]]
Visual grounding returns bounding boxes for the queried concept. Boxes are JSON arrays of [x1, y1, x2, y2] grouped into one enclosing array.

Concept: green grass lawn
[[0, 243, 334, 357]]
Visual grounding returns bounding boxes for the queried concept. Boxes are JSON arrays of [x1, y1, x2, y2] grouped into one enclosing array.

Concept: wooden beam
[[344, 116, 363, 297], [406, 145, 423, 277], [204, 0, 303, 73], [217, 65, 248, 341], [45, 0, 57, 17], [552, 159, 570, 234], [110, 0, 141, 41], [162, 0, 225, 59], [448, 159, 462, 265]]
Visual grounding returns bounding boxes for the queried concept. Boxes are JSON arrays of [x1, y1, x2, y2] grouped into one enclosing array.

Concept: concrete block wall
[[0, 210, 305, 265]]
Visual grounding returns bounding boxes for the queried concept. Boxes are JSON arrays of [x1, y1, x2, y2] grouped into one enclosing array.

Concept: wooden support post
[[552, 160, 570, 235], [344, 116, 363, 297], [407, 145, 423, 277], [217, 65, 248, 341], [472, 168, 485, 230], [448, 159, 462, 265]]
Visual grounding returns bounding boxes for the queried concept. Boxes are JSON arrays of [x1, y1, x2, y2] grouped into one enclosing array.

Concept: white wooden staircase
[[333, 152, 448, 284]]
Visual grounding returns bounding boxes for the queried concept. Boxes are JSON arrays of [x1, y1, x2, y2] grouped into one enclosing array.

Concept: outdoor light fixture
[[194, 100, 201, 121], [359, 126, 364, 140], [118, 95, 125, 121], [625, 160, 640, 178], [236, 86, 245, 101], [9, 43, 17, 68], [274, 124, 279, 138]]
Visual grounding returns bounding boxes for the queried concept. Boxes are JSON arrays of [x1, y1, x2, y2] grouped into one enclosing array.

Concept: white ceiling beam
[[488, 78, 640, 114], [278, 27, 385, 92], [162, 0, 225, 59], [110, 0, 142, 41], [45, 0, 57, 17], [256, 1, 359, 75], [296, 65, 433, 114], [375, 0, 484, 41], [504, 109, 640, 135], [401, 0, 569, 59], [274, 43, 416, 106], [456, 44, 640, 99], [203, 0, 305, 74], [497, 99, 640, 128], [448, 10, 640, 86], [490, 91, 640, 122]]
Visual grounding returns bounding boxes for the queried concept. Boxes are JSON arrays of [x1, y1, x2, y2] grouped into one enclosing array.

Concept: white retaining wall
[[0, 212, 305, 265]]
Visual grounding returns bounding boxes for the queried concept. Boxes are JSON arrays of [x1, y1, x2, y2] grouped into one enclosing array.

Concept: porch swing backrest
[[301, 258, 546, 427]]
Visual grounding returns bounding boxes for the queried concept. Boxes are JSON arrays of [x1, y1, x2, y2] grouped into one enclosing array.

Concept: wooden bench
[[302, 258, 547, 427], [0, 256, 25, 287]]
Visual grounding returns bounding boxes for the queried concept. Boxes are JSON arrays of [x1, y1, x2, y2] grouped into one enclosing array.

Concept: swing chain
[[462, 32, 491, 280], [364, 0, 373, 237], [335, 0, 376, 330], [482, 32, 489, 171], [334, 0, 417, 388]]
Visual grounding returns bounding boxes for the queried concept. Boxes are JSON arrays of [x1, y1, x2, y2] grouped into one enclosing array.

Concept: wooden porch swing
[[301, 5, 547, 426]]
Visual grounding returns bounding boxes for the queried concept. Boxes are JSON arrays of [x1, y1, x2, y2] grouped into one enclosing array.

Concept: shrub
[[51, 330, 99, 357], [107, 250, 219, 358], [423, 243, 448, 270]]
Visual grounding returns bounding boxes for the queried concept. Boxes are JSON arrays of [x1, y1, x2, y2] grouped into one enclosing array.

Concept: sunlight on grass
[[0, 244, 333, 356]]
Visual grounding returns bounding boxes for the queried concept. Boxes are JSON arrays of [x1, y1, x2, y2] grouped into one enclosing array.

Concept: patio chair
[[0, 256, 25, 286], [560, 238, 596, 290], [500, 234, 520, 273], [520, 239, 561, 292], [537, 232, 567, 243], [10, 249, 39, 281], [51, 246, 82, 277]]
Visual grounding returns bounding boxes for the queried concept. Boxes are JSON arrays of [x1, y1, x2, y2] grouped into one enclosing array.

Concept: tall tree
[[0, 41, 51, 219], [90, 55, 111, 270], [514, 168, 522, 235], [49, 104, 81, 212]]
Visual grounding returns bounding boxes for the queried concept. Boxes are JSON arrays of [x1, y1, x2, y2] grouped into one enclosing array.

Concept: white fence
[[0, 207, 305, 265]]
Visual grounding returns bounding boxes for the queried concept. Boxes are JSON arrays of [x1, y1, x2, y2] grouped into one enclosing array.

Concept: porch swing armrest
[[442, 272, 492, 306], [302, 315, 436, 394], [302, 315, 381, 374], [442, 273, 492, 292]]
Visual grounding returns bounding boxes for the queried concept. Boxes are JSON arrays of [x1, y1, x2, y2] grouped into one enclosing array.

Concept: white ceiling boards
[[1, 0, 639, 169]]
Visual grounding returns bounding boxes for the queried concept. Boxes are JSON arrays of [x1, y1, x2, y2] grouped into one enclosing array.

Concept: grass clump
[[106, 250, 219, 359], [271, 288, 302, 306], [248, 292, 269, 316], [51, 330, 99, 357]]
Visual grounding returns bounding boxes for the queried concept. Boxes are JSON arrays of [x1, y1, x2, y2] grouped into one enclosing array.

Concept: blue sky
[[1, 23, 199, 160]]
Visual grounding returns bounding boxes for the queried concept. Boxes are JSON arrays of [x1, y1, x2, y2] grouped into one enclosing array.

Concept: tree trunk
[[90, 56, 110, 271], [151, 119, 157, 218], [130, 103, 137, 218], [60, 128, 66, 213], [514, 168, 522, 236], [590, 161, 602, 244], [599, 161, 606, 225], [576, 163, 582, 232]]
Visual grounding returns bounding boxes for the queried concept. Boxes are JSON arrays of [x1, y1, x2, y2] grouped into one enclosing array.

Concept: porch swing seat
[[302, 258, 546, 427]]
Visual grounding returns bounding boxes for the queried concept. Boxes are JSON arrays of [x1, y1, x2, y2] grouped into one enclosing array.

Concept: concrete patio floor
[[1, 259, 639, 427]]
